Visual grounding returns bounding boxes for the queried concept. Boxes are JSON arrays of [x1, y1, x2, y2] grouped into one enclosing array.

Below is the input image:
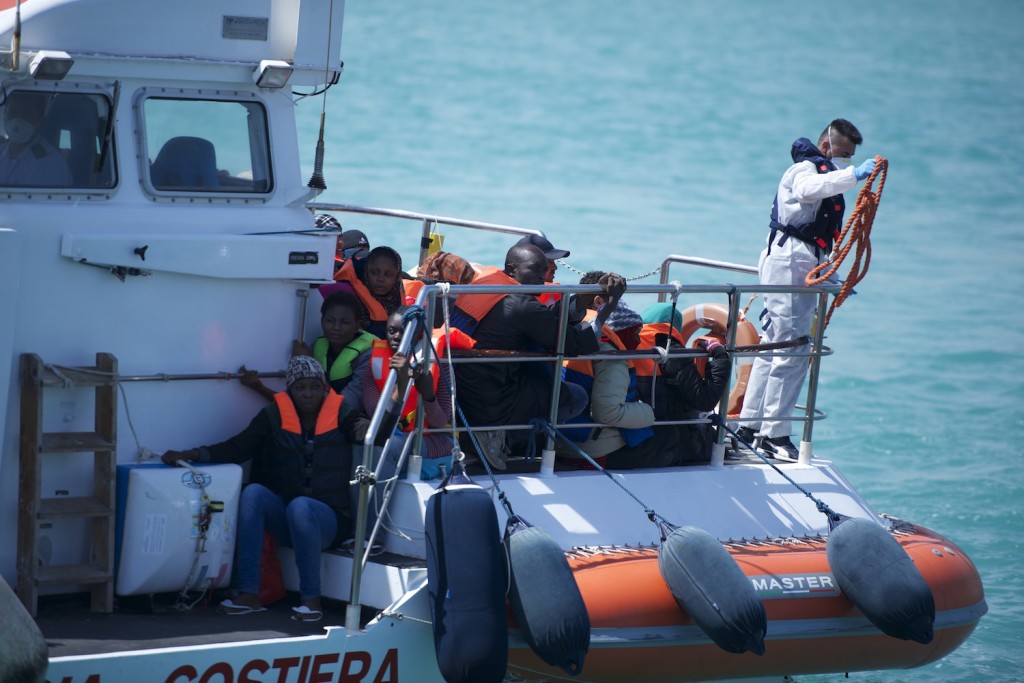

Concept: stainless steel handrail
[[323, 205, 840, 627], [308, 202, 546, 269]]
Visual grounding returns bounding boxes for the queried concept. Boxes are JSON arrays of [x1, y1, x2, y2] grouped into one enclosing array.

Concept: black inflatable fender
[[658, 525, 767, 655], [827, 517, 935, 644], [425, 465, 508, 683], [505, 514, 590, 675]]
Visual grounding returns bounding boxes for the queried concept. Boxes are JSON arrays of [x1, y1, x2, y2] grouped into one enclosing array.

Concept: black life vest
[[769, 137, 846, 256], [263, 391, 354, 543]]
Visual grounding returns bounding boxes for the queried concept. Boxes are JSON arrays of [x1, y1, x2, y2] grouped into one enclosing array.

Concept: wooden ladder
[[18, 352, 118, 617]]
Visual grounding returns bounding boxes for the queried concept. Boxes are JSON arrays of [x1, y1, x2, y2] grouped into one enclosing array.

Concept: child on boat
[[331, 245, 408, 338], [363, 306, 454, 481]]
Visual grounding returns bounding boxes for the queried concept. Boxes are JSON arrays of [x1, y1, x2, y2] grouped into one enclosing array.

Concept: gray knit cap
[[604, 302, 644, 331], [286, 355, 326, 388]]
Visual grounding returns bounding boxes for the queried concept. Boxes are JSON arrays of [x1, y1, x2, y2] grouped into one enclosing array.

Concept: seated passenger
[[558, 288, 681, 469], [312, 213, 347, 274], [332, 245, 406, 338], [405, 249, 476, 303], [364, 307, 454, 480], [318, 225, 370, 298], [419, 250, 477, 286], [452, 243, 624, 469], [0, 91, 73, 187], [159, 356, 400, 621], [297, 290, 378, 411], [239, 290, 378, 412], [515, 233, 569, 305], [638, 302, 732, 463]]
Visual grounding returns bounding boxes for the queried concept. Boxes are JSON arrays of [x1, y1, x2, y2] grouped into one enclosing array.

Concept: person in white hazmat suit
[[738, 119, 876, 459]]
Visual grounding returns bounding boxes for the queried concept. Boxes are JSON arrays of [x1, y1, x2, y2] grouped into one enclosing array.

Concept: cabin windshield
[[143, 97, 271, 194], [0, 89, 115, 190]]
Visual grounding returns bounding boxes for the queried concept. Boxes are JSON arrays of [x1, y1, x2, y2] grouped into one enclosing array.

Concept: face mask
[[831, 157, 853, 170], [4, 117, 36, 145]]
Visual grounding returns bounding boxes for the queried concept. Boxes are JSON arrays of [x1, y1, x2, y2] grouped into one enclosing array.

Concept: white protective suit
[[740, 161, 857, 439]]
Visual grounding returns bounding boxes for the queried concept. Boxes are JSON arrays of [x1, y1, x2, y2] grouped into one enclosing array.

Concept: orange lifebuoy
[[678, 303, 759, 418]]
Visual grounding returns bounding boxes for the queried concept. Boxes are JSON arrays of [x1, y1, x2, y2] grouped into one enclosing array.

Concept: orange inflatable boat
[[507, 519, 986, 682]]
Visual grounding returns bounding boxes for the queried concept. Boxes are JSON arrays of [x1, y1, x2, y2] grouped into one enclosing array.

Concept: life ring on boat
[[678, 303, 759, 418]]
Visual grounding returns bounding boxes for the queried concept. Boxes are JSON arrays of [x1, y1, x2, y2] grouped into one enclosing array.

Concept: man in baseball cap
[[515, 233, 568, 283]]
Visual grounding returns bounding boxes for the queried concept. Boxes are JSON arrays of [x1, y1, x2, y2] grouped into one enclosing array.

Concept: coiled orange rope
[[805, 155, 888, 329]]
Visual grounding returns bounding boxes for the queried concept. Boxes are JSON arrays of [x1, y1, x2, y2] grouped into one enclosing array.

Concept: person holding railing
[[558, 296, 682, 470], [739, 119, 875, 459], [159, 356, 401, 622], [451, 243, 625, 470], [637, 302, 733, 463], [364, 306, 454, 480]]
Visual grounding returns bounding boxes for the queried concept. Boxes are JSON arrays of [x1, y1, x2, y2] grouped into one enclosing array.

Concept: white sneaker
[[476, 429, 508, 471]]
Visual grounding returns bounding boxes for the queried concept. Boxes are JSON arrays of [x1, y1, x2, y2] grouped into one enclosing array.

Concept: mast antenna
[[306, 0, 336, 191]]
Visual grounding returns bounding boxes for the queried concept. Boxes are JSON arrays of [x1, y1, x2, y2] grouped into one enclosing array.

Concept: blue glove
[[854, 158, 876, 181]]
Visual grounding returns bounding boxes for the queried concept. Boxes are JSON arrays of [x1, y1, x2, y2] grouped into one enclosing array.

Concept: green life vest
[[312, 329, 378, 391]]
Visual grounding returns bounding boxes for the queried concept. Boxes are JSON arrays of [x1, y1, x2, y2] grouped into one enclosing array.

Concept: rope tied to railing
[[715, 417, 843, 528], [805, 155, 888, 329], [529, 419, 677, 541]]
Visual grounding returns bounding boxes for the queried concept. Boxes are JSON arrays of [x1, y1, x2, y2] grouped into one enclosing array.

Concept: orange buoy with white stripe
[[678, 303, 759, 417]]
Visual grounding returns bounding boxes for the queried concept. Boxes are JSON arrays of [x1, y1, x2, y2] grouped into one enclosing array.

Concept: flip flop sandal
[[218, 599, 267, 616], [291, 605, 324, 622], [338, 539, 384, 557]]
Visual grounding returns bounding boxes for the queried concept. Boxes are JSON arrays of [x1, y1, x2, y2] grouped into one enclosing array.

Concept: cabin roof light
[[29, 50, 74, 80], [254, 59, 293, 89]]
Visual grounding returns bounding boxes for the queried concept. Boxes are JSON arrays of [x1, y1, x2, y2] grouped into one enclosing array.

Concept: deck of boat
[[36, 591, 355, 658], [38, 446, 775, 660]]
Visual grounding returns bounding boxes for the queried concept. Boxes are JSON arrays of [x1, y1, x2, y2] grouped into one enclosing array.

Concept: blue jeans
[[235, 483, 337, 600]]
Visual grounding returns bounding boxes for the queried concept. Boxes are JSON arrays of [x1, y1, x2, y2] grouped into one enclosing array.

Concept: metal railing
[[311, 203, 842, 630]]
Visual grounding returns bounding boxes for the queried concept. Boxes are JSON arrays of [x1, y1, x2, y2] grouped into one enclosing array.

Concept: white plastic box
[[116, 463, 242, 596]]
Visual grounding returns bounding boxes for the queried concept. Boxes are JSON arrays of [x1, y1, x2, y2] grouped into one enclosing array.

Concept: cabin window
[[0, 89, 115, 189], [143, 97, 272, 194]]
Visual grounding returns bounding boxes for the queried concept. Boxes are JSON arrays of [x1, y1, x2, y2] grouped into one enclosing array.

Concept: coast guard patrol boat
[[0, 1, 985, 682]]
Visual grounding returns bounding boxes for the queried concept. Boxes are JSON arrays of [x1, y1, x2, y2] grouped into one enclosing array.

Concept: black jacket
[[455, 292, 598, 427], [198, 391, 398, 544]]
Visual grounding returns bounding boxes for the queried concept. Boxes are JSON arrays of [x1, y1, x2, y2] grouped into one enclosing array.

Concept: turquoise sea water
[[298, 1, 1024, 680]]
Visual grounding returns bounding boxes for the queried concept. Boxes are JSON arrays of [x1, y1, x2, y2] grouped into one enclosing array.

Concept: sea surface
[[297, 1, 1024, 680]]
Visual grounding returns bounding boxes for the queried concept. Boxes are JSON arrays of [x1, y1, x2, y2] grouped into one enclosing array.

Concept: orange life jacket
[[370, 339, 442, 433], [634, 323, 688, 378], [333, 258, 389, 322], [432, 327, 477, 358], [274, 389, 344, 436], [537, 281, 562, 306], [564, 325, 632, 375], [452, 269, 519, 324], [403, 277, 424, 305]]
